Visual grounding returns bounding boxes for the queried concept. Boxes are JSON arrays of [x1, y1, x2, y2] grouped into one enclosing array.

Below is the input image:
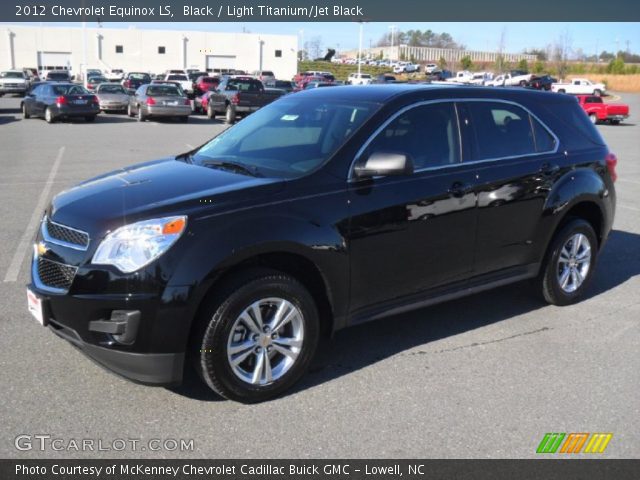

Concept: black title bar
[[2, 459, 640, 480], [3, 0, 640, 22]]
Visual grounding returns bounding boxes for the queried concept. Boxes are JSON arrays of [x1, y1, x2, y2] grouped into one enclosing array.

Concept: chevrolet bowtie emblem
[[36, 242, 48, 257]]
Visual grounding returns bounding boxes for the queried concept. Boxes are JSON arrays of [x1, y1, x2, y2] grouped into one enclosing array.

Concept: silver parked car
[[127, 84, 191, 122], [95, 83, 130, 112]]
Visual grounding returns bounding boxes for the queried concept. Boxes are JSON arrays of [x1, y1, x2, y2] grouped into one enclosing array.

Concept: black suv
[[27, 85, 617, 402]]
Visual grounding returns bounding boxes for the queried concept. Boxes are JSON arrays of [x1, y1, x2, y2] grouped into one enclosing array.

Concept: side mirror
[[353, 151, 414, 179]]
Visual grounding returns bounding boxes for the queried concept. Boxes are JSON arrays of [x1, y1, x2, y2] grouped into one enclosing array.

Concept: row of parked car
[[5, 65, 630, 127]]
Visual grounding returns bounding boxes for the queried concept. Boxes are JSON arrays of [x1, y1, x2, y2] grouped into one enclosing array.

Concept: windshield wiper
[[201, 160, 262, 177]]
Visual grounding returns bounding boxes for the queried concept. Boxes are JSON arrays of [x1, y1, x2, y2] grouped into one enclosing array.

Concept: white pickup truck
[[486, 70, 534, 87], [446, 70, 474, 83], [164, 73, 194, 95], [551, 78, 606, 96], [0, 70, 30, 96]]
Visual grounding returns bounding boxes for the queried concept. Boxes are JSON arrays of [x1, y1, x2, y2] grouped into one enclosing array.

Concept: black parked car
[[21, 82, 99, 123], [527, 75, 558, 91], [27, 86, 617, 402]]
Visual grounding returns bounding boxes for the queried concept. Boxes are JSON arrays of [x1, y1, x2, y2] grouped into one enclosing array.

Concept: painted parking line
[[618, 203, 640, 213], [617, 179, 640, 186], [3, 146, 65, 283]]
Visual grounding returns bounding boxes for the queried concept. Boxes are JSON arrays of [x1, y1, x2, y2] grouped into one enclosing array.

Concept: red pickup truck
[[577, 95, 629, 125]]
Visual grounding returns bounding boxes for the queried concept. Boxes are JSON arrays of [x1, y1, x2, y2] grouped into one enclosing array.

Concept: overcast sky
[[5, 22, 639, 54]]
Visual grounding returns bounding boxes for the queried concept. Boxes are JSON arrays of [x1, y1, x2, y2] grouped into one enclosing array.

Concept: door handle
[[448, 181, 473, 198], [540, 162, 560, 175]]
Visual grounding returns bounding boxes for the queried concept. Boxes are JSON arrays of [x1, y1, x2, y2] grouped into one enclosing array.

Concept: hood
[[49, 158, 284, 236], [0, 77, 26, 84]]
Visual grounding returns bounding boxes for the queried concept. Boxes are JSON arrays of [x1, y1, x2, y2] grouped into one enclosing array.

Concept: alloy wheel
[[557, 233, 591, 293], [226, 297, 304, 386]]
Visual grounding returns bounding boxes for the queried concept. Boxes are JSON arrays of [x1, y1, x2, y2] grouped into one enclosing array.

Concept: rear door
[[458, 100, 562, 276], [347, 101, 478, 312]]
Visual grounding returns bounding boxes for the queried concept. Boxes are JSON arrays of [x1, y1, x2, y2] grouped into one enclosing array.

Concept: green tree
[[460, 55, 473, 70], [533, 61, 545, 74], [517, 59, 529, 71], [438, 56, 447, 70], [607, 57, 625, 74]]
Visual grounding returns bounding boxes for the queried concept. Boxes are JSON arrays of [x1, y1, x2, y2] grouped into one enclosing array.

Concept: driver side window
[[365, 102, 461, 170]]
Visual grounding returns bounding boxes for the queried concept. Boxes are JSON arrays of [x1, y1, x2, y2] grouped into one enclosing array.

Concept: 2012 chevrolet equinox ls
[[27, 85, 617, 402]]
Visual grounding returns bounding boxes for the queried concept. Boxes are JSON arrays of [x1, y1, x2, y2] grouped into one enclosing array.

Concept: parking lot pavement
[[0, 94, 638, 459]]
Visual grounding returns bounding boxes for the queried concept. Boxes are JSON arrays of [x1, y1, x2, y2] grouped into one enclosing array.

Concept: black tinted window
[[147, 85, 181, 96], [366, 102, 460, 170], [531, 117, 556, 152], [465, 102, 536, 160]]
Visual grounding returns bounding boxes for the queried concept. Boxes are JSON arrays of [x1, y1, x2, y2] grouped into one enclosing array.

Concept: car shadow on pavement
[[0, 114, 20, 125], [169, 229, 640, 402]]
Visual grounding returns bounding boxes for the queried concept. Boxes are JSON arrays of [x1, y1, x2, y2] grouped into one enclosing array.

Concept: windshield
[[168, 75, 188, 81], [97, 84, 126, 94], [52, 84, 89, 95], [88, 77, 107, 84], [191, 97, 378, 178], [147, 85, 181, 96], [1, 71, 24, 79]]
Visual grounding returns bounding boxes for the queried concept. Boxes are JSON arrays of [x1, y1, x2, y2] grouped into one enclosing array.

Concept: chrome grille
[[37, 257, 77, 291], [44, 216, 89, 249]]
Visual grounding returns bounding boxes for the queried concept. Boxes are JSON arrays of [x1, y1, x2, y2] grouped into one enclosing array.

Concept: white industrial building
[[1, 24, 298, 79]]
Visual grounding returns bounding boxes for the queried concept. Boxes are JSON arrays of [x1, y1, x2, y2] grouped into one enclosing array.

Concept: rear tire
[[537, 219, 598, 306], [137, 106, 146, 122], [180, 115, 188, 123], [558, 89, 566, 94], [225, 104, 236, 124], [207, 105, 216, 120], [192, 270, 320, 403], [44, 107, 55, 123], [610, 120, 620, 125], [127, 104, 134, 117]]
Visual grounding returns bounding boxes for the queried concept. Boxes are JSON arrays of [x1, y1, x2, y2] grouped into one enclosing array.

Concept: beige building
[[347, 45, 536, 64], [2, 24, 298, 78]]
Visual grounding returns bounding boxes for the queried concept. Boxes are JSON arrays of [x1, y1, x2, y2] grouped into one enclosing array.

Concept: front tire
[[193, 271, 320, 403], [589, 114, 598, 125], [22, 103, 30, 119], [593, 89, 602, 97], [127, 104, 134, 117], [538, 219, 598, 306]]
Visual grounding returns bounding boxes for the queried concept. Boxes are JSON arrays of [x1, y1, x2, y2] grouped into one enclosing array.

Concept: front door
[[347, 101, 478, 313]]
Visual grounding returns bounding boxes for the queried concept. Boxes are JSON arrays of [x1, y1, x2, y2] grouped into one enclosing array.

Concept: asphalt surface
[[0, 93, 638, 459]]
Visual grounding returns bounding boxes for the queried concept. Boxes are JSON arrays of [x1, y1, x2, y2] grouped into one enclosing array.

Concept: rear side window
[[366, 102, 460, 170], [542, 100, 606, 148], [464, 102, 555, 160]]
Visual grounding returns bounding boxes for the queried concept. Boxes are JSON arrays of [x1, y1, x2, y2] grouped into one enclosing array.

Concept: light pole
[[389, 24, 397, 60], [357, 22, 364, 75], [298, 29, 304, 61]]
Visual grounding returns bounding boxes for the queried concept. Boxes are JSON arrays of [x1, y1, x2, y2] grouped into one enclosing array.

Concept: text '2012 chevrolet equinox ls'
[[27, 85, 617, 402]]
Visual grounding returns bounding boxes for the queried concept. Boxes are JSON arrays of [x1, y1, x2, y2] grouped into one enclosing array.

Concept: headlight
[[92, 216, 187, 273]]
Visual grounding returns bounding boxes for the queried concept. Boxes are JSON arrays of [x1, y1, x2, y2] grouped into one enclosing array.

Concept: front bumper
[[28, 237, 193, 386], [0, 85, 27, 93]]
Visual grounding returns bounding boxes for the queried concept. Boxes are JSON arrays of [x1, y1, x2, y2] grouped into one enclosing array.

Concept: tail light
[[605, 153, 618, 182], [184, 98, 191, 105], [91, 96, 99, 104], [231, 94, 240, 105], [55, 96, 67, 105], [123, 80, 131, 88], [146, 97, 156, 105]]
